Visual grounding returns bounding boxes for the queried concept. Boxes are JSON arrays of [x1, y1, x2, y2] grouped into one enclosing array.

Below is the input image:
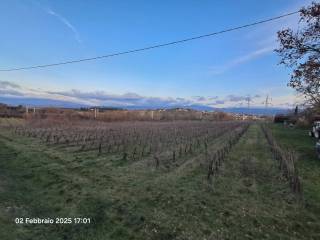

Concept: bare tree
[[276, 2, 320, 110]]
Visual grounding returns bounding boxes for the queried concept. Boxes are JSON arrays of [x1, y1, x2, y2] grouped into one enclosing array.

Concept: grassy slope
[[0, 124, 319, 239]]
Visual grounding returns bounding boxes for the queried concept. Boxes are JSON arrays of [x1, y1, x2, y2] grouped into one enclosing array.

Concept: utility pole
[[265, 95, 269, 108], [246, 96, 251, 109], [265, 95, 272, 108], [264, 95, 272, 115], [25, 106, 29, 118]]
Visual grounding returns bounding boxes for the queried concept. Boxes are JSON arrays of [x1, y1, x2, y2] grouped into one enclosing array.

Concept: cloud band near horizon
[[0, 81, 301, 109]]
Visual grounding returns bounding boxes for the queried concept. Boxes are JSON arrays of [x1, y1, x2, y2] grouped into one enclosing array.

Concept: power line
[[0, 10, 300, 72]]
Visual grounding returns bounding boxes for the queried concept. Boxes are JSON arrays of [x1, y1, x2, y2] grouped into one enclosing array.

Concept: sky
[[0, 0, 316, 109]]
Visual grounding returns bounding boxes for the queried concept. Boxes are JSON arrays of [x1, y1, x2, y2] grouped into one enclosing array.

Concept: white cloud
[[0, 81, 303, 109], [209, 1, 315, 75], [46, 8, 82, 44], [209, 46, 274, 75], [0, 81, 21, 89], [248, 0, 315, 50]]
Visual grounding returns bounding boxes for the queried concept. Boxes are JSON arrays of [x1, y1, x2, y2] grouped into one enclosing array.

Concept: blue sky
[[0, 0, 315, 108]]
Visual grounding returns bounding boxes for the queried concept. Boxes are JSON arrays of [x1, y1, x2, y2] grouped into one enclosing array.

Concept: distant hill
[[219, 107, 290, 116], [0, 97, 88, 109], [0, 96, 289, 116], [125, 104, 215, 112], [126, 105, 289, 115]]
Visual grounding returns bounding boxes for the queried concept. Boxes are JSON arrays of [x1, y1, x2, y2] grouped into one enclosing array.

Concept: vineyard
[[0, 118, 320, 239], [9, 120, 249, 174]]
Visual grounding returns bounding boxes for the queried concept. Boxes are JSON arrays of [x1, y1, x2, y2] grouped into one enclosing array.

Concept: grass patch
[[270, 124, 320, 216]]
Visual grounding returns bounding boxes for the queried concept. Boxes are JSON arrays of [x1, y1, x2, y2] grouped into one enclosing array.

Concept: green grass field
[[0, 122, 319, 239], [270, 124, 320, 220]]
